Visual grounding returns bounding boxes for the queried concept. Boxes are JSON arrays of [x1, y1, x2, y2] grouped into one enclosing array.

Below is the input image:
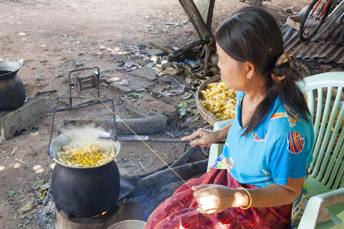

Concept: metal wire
[[99, 100, 192, 188]]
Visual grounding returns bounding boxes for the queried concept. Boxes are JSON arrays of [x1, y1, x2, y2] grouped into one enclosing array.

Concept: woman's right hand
[[181, 128, 221, 148]]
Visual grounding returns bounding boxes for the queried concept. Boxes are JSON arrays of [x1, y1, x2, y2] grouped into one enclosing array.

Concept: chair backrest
[[300, 72, 344, 191]]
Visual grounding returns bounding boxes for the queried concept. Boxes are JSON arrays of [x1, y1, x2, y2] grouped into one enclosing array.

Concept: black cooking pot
[[51, 161, 120, 218], [49, 128, 121, 218], [0, 60, 26, 111]]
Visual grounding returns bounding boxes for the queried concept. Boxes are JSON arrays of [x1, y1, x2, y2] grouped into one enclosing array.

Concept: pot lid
[[0, 59, 24, 73]]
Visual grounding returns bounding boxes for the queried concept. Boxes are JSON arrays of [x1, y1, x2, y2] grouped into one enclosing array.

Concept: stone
[[129, 66, 157, 82], [109, 75, 154, 93], [150, 56, 159, 63], [137, 44, 146, 50], [0, 96, 47, 141], [73, 60, 84, 67]]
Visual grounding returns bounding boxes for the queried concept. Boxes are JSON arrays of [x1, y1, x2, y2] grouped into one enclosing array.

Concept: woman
[[146, 7, 314, 229]]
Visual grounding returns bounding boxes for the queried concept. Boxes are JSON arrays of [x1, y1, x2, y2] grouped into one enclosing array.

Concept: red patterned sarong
[[146, 169, 292, 229]]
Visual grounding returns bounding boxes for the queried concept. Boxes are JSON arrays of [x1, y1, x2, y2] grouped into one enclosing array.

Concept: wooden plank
[[178, 0, 212, 40], [194, 0, 216, 29]]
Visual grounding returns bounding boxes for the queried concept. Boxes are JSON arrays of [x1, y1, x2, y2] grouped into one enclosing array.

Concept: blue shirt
[[213, 92, 315, 188]]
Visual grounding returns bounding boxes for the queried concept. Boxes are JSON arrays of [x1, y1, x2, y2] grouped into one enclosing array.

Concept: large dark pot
[[51, 161, 120, 218], [0, 60, 26, 111], [49, 128, 121, 218]]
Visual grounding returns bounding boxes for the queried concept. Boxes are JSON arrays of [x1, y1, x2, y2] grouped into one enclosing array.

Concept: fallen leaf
[[18, 201, 35, 214], [178, 101, 188, 117], [181, 92, 193, 100], [128, 90, 146, 99], [8, 190, 16, 198], [39, 189, 48, 201]]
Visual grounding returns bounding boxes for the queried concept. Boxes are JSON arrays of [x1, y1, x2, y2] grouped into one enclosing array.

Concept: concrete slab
[[0, 96, 47, 141], [127, 95, 177, 118], [129, 66, 157, 82], [110, 75, 155, 93]]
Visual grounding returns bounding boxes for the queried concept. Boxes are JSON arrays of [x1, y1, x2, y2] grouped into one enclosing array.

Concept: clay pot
[[0, 60, 26, 111]]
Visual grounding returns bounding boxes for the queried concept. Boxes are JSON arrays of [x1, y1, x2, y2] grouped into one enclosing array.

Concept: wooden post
[[178, 0, 212, 41], [194, 0, 216, 30]]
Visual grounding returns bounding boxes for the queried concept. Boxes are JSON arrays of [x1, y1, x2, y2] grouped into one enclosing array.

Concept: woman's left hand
[[192, 184, 235, 214]]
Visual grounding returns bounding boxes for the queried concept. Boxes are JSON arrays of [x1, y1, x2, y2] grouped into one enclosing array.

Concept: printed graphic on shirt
[[227, 158, 234, 169], [271, 112, 288, 120], [288, 131, 305, 154], [212, 155, 234, 170], [252, 132, 266, 142], [288, 113, 299, 128], [212, 154, 224, 169]]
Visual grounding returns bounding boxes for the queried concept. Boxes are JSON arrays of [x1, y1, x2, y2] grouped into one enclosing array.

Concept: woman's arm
[[181, 125, 230, 147], [245, 178, 304, 207], [215, 125, 231, 141], [193, 177, 304, 214]]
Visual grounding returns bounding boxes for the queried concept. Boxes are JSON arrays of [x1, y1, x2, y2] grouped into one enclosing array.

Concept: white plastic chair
[[299, 72, 344, 197], [298, 188, 344, 229], [208, 72, 344, 228]]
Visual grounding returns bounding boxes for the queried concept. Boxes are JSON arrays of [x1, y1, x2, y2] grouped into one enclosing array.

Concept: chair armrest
[[207, 119, 233, 171], [298, 188, 344, 229]]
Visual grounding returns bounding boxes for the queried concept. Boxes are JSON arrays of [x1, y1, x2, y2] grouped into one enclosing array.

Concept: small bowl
[[107, 220, 146, 229]]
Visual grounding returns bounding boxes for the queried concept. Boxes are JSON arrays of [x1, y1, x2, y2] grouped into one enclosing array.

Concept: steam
[[51, 126, 120, 159], [62, 127, 113, 151]]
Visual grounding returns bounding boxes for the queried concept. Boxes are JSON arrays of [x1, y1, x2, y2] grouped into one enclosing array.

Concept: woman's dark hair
[[215, 7, 310, 136]]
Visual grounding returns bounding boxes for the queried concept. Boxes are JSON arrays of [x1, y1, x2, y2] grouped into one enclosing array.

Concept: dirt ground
[[0, 0, 307, 228]]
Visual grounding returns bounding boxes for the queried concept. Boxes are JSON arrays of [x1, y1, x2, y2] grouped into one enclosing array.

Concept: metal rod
[[100, 135, 225, 144]]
